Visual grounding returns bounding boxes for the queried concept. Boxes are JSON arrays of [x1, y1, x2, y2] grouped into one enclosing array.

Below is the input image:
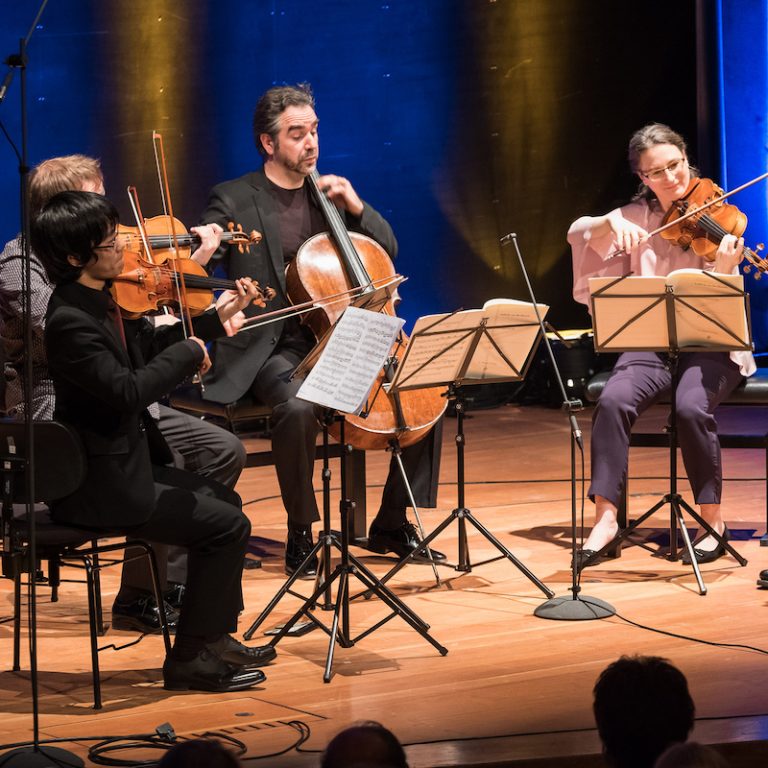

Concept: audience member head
[[593, 655, 695, 768], [654, 742, 730, 768], [28, 154, 104, 217], [157, 738, 242, 767], [321, 721, 408, 768]]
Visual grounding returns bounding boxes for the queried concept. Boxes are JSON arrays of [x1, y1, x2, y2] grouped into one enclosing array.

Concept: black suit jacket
[[44, 282, 207, 529], [200, 169, 398, 403]]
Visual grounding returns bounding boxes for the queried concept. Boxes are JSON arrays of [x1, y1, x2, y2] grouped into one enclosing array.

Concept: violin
[[112, 249, 274, 319], [660, 177, 768, 276], [117, 215, 261, 261]]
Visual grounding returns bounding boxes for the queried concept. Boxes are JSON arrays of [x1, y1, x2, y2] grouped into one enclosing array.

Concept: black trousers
[[118, 464, 250, 637], [118, 405, 247, 595], [250, 342, 442, 530]]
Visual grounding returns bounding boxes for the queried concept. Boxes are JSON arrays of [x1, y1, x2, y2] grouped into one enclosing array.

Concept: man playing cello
[[200, 83, 444, 577]]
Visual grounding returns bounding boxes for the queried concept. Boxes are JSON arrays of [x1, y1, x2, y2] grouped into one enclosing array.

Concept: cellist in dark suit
[[201, 83, 443, 577], [32, 190, 276, 693]]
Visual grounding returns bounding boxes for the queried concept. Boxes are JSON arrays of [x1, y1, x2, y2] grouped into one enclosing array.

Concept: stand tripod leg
[[677, 496, 748, 566], [362, 511, 459, 596], [672, 498, 706, 595], [464, 511, 554, 598], [243, 538, 325, 640], [391, 440, 441, 586], [324, 569, 349, 683]]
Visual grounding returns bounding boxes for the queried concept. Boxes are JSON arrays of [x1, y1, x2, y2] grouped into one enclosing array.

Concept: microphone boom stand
[[500, 233, 615, 621], [1, 2, 86, 764]]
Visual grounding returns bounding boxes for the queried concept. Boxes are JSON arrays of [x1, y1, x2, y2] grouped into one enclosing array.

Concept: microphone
[[0, 68, 15, 105], [499, 232, 516, 245]]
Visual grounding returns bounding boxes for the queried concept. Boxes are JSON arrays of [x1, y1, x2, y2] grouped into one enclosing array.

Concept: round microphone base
[[533, 594, 616, 621]]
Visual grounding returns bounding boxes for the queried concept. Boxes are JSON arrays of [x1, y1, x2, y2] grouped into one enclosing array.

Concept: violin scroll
[[227, 221, 262, 253]]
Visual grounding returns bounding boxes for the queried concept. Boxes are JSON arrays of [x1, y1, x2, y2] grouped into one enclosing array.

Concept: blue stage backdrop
[[1, 1, 765, 347], [719, 0, 768, 352]]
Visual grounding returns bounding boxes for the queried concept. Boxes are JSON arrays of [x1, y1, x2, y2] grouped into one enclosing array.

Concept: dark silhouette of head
[[321, 721, 408, 768], [157, 738, 242, 768], [593, 655, 695, 768]]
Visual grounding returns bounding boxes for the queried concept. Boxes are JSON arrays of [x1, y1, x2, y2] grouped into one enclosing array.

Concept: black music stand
[[584, 271, 751, 595], [243, 307, 448, 681], [371, 303, 554, 597]]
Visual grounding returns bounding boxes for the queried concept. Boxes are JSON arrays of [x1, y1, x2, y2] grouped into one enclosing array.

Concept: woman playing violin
[[568, 123, 755, 568]]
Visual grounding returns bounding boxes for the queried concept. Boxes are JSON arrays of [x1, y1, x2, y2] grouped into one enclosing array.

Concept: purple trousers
[[590, 351, 743, 507]]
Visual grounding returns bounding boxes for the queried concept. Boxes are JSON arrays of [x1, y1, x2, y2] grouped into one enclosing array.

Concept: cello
[[286, 170, 446, 451]]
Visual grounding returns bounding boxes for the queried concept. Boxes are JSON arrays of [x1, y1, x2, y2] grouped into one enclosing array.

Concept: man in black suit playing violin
[[201, 83, 444, 577]]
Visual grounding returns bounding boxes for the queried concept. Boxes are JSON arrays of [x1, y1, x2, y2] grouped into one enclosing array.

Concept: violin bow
[[152, 131, 197, 344], [236, 275, 406, 332]]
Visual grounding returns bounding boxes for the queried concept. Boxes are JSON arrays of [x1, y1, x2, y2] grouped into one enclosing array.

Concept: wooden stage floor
[[1, 404, 768, 766]]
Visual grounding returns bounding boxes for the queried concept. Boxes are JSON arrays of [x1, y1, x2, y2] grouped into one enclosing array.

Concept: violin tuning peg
[[756, 243, 765, 252], [743, 264, 752, 273], [754, 272, 762, 280]]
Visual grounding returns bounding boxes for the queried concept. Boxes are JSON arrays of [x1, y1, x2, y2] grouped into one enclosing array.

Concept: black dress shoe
[[112, 594, 178, 634], [164, 582, 185, 612], [368, 521, 446, 562], [163, 648, 266, 692], [206, 634, 277, 667], [757, 569, 768, 589], [681, 528, 729, 565], [285, 526, 318, 578]]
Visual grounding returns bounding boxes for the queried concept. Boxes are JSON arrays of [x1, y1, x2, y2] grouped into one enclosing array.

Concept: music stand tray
[[587, 270, 751, 594]]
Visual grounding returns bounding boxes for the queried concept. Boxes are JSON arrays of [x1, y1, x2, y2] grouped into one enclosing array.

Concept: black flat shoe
[[112, 594, 178, 634], [681, 528, 729, 565], [163, 648, 266, 692], [757, 569, 768, 589], [572, 548, 601, 572], [206, 634, 277, 667], [368, 521, 446, 562]]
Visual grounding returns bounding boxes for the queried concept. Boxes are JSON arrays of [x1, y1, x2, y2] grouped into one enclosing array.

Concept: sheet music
[[296, 306, 405, 415], [464, 299, 546, 379], [389, 298, 548, 390], [590, 270, 750, 351], [589, 275, 669, 348], [666, 270, 749, 348]]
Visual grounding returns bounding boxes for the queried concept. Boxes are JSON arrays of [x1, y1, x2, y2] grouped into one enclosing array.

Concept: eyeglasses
[[639, 157, 687, 182], [93, 237, 118, 252]]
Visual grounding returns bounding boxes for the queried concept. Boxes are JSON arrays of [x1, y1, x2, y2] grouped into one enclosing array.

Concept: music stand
[[372, 301, 554, 597], [585, 270, 751, 595], [243, 306, 448, 681]]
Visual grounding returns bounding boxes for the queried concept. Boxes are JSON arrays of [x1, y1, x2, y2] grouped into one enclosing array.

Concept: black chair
[[0, 419, 171, 709]]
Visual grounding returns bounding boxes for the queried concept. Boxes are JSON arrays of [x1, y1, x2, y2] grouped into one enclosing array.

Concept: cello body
[[285, 176, 446, 451]]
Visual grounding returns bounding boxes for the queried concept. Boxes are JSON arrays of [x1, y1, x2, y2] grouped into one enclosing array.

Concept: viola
[[112, 250, 273, 319], [660, 177, 768, 276], [284, 169, 446, 451], [118, 215, 261, 262]]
